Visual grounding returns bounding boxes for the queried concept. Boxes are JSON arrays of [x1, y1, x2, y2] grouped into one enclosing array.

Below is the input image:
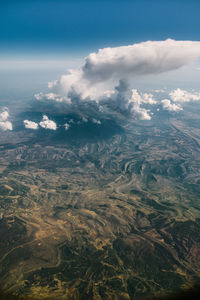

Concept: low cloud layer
[[22, 85, 200, 132], [0, 108, 13, 131]]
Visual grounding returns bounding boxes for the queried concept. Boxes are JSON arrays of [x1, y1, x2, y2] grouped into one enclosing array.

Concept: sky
[[0, 0, 200, 105], [1, 0, 200, 58]]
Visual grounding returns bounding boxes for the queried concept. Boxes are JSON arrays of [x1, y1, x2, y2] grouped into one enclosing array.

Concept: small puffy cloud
[[34, 92, 44, 101], [0, 110, 9, 121], [82, 116, 88, 122], [64, 123, 70, 130], [24, 120, 39, 130], [92, 118, 101, 124], [154, 89, 166, 93], [0, 121, 13, 131], [169, 88, 200, 102], [0, 108, 13, 131], [161, 99, 183, 111], [39, 115, 57, 130]]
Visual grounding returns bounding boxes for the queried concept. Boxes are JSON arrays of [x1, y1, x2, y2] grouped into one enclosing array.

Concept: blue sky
[[1, 0, 200, 58], [1, 0, 200, 100]]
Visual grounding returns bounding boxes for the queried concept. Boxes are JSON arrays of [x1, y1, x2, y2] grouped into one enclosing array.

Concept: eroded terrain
[[0, 107, 200, 299]]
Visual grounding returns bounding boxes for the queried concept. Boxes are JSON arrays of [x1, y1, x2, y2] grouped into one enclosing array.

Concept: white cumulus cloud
[[48, 39, 200, 103], [83, 39, 200, 82], [64, 123, 70, 130], [39, 115, 57, 130], [33, 39, 200, 123], [169, 88, 200, 102], [82, 116, 88, 122], [154, 89, 166, 93], [132, 104, 151, 120], [129, 89, 157, 105], [92, 118, 101, 124], [161, 99, 183, 111], [0, 110, 9, 121], [111, 87, 155, 120], [24, 120, 39, 130], [35, 92, 71, 103], [99, 80, 156, 119], [0, 108, 13, 131]]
